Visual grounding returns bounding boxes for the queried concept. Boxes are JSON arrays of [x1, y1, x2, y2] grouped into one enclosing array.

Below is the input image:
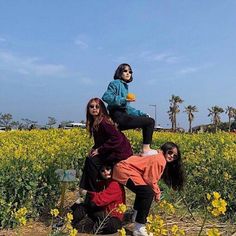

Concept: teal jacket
[[102, 79, 147, 116]]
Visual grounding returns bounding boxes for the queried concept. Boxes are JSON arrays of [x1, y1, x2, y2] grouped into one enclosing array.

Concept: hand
[[90, 148, 99, 157], [126, 98, 136, 102], [155, 193, 161, 202]]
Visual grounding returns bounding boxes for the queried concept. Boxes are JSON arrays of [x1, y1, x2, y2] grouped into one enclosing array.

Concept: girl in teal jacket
[[102, 63, 157, 156]]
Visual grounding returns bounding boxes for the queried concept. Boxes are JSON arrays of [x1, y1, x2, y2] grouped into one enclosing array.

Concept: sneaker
[[133, 226, 153, 236], [141, 149, 158, 157]]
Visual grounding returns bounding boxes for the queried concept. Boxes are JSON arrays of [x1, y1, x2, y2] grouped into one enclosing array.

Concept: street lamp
[[149, 104, 157, 127]]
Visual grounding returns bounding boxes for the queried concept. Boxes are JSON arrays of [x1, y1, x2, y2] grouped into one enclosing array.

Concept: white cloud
[[80, 77, 94, 85], [74, 39, 88, 49], [0, 37, 6, 42], [178, 67, 200, 75], [0, 51, 69, 77], [138, 51, 181, 64]]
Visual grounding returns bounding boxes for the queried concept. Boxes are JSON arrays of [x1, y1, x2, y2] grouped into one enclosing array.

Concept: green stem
[[179, 191, 196, 221], [197, 207, 208, 236], [94, 209, 114, 235]]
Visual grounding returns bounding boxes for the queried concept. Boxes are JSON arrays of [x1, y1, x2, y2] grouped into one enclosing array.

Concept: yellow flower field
[[0, 129, 235, 228]]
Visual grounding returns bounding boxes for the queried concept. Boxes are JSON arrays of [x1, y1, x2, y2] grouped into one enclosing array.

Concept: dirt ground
[[0, 190, 235, 236]]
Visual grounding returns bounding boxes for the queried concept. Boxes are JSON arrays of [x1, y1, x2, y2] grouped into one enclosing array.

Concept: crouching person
[[71, 165, 125, 234]]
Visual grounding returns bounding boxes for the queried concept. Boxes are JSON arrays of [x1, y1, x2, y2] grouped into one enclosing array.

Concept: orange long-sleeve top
[[112, 152, 167, 200]]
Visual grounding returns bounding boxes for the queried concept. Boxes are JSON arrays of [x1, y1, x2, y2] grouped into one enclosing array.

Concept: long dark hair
[[113, 63, 133, 83], [86, 98, 116, 137], [161, 142, 185, 191]]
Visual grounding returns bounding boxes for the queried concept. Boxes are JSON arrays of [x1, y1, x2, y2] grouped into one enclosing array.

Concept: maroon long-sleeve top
[[93, 118, 133, 163]]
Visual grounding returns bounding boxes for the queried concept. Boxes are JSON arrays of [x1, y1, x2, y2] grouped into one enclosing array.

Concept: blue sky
[[0, 0, 236, 129]]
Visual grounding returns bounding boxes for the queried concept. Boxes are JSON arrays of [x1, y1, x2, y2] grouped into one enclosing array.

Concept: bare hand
[[90, 148, 99, 157], [126, 98, 136, 102]]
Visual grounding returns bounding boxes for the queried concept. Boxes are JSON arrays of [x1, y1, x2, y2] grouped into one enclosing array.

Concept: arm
[[102, 81, 127, 107], [126, 105, 148, 116], [89, 181, 123, 207]]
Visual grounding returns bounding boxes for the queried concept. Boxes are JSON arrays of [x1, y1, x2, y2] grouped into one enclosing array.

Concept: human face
[[100, 166, 112, 180], [164, 147, 178, 163], [89, 101, 100, 116], [121, 66, 132, 82]]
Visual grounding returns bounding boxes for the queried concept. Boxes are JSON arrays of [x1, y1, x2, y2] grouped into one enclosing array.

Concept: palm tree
[[184, 105, 198, 133], [168, 95, 184, 131], [225, 106, 236, 132], [208, 106, 224, 132]]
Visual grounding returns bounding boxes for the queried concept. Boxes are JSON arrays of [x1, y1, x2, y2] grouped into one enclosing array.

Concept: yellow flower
[[212, 192, 221, 200], [116, 203, 127, 214], [207, 228, 220, 236], [50, 208, 59, 217], [69, 228, 78, 236], [66, 223, 73, 230], [18, 217, 27, 226], [171, 225, 179, 234], [117, 227, 126, 236], [66, 212, 73, 222], [207, 193, 211, 200]]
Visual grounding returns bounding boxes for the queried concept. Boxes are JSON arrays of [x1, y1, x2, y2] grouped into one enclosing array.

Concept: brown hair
[[86, 98, 116, 137]]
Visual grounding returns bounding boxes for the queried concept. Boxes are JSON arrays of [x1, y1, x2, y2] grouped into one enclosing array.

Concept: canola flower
[[146, 214, 168, 236], [117, 227, 126, 236], [171, 224, 185, 236], [207, 228, 220, 236], [207, 192, 227, 217], [159, 200, 175, 215], [116, 203, 127, 214], [14, 207, 28, 226], [50, 208, 59, 217]]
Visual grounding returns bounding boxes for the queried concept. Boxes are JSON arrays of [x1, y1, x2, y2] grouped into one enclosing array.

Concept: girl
[[79, 98, 133, 192], [112, 142, 185, 236], [102, 63, 156, 156], [72, 165, 125, 234]]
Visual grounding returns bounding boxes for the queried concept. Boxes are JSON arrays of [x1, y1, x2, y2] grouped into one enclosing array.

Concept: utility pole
[[149, 104, 157, 127]]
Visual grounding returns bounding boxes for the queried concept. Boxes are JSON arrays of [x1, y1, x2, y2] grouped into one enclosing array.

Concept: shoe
[[141, 149, 158, 157], [133, 226, 153, 236]]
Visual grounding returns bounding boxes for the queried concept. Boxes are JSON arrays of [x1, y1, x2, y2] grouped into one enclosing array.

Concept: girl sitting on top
[[102, 63, 156, 156]]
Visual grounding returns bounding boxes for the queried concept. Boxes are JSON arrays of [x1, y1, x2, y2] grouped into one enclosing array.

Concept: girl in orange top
[[112, 142, 185, 236]]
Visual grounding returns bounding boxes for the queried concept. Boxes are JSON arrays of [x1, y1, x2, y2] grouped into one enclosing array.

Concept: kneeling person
[[71, 165, 125, 234]]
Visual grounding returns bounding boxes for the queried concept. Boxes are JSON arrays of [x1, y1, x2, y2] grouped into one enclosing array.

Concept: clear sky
[[0, 0, 235, 129]]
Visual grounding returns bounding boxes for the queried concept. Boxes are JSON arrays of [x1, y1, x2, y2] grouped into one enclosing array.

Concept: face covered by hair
[[99, 166, 112, 180]]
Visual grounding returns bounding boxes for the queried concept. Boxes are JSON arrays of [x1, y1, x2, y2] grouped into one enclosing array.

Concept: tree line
[[167, 94, 236, 133], [1, 94, 236, 133]]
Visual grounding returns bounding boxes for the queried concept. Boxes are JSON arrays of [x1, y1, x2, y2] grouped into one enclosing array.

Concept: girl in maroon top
[[79, 98, 133, 192]]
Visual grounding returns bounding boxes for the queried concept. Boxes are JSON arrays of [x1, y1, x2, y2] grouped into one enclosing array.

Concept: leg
[[102, 217, 122, 234], [70, 203, 88, 228], [79, 156, 105, 192], [126, 179, 154, 224], [110, 110, 155, 146]]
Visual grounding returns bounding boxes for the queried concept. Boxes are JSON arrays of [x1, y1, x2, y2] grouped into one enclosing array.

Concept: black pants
[[110, 110, 155, 144], [79, 156, 105, 192], [71, 203, 122, 234], [126, 179, 154, 224]]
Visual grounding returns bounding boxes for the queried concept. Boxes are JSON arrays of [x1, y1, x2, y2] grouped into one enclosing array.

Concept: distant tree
[[184, 105, 198, 133], [21, 118, 38, 130], [11, 121, 20, 130], [225, 106, 236, 132], [208, 106, 224, 133], [168, 95, 184, 131], [47, 116, 57, 128], [58, 120, 74, 128], [80, 120, 85, 124], [0, 113, 13, 131]]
